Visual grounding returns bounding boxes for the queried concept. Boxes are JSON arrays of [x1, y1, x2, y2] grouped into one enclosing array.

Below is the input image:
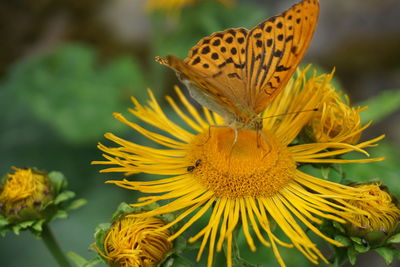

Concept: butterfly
[[157, 0, 319, 131]]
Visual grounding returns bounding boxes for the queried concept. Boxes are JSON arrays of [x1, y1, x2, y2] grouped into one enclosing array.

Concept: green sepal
[[350, 237, 363, 245], [364, 230, 388, 246], [354, 243, 370, 253], [333, 221, 346, 232], [374, 247, 394, 265], [51, 210, 68, 220], [92, 222, 111, 263], [53, 191, 75, 205], [335, 235, 352, 246], [32, 219, 46, 233], [387, 233, 400, 244], [161, 254, 193, 267], [48, 171, 68, 193], [110, 202, 137, 222], [0, 215, 8, 227], [12, 220, 35, 235], [347, 245, 358, 265], [67, 251, 103, 267], [67, 199, 87, 211]]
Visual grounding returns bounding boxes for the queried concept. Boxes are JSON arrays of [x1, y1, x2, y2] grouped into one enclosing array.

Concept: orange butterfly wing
[[158, 0, 319, 123], [246, 0, 319, 114], [157, 27, 250, 122]]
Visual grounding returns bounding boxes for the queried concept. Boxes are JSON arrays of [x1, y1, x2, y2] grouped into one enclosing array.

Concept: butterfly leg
[[259, 131, 272, 159], [196, 123, 232, 146]]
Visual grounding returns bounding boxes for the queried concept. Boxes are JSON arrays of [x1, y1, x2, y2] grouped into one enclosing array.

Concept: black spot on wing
[[202, 46, 210, 54], [212, 39, 221, 46], [276, 65, 291, 72], [228, 73, 241, 79], [192, 57, 201, 65]]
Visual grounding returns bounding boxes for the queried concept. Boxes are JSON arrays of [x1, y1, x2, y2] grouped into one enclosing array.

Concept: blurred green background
[[0, 0, 399, 266]]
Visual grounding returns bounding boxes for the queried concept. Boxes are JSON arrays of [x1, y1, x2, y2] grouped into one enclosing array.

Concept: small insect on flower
[[187, 159, 201, 172]]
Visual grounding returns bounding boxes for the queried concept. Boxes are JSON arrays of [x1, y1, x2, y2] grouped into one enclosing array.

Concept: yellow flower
[[345, 184, 400, 240], [307, 82, 366, 144], [146, 0, 233, 14], [93, 67, 385, 267], [98, 216, 172, 267], [0, 167, 53, 222]]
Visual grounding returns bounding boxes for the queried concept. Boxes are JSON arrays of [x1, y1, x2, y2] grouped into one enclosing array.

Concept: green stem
[[41, 224, 71, 267]]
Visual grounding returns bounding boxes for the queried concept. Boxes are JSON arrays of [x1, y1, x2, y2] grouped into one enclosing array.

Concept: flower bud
[[0, 167, 53, 223], [345, 184, 400, 245], [307, 87, 365, 144], [99, 216, 172, 267]]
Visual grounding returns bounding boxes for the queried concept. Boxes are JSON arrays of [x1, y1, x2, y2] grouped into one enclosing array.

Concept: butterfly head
[[233, 115, 263, 131]]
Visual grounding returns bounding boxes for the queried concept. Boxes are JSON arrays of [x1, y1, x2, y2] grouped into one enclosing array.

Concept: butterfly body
[[157, 0, 319, 131]]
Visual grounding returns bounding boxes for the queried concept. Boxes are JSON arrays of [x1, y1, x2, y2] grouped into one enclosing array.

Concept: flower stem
[[41, 224, 71, 267]]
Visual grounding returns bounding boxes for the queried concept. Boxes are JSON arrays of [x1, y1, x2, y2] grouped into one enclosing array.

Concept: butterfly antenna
[[262, 108, 318, 119]]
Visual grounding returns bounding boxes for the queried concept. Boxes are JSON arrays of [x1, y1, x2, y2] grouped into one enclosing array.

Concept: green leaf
[[0, 216, 9, 227], [4, 43, 145, 144], [335, 235, 352, 246], [110, 202, 136, 221], [359, 90, 400, 123], [32, 219, 45, 232], [93, 223, 111, 257], [51, 210, 68, 220], [387, 233, 400, 243], [374, 247, 394, 265], [347, 245, 358, 265], [66, 199, 87, 210], [350, 237, 363, 245], [161, 255, 193, 267], [54, 190, 75, 205], [48, 171, 68, 193], [67, 251, 93, 267], [333, 221, 346, 233], [354, 243, 370, 253]]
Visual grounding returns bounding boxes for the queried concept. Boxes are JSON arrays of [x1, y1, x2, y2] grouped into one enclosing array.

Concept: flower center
[[186, 127, 296, 198]]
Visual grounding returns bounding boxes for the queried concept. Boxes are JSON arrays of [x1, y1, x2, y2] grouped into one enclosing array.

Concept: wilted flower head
[[307, 83, 366, 144], [345, 184, 400, 244], [0, 167, 53, 223], [99, 216, 172, 267]]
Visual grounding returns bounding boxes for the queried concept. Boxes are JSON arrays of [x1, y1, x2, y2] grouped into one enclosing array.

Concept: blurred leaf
[[0, 216, 8, 227], [359, 90, 400, 123], [67, 251, 88, 267], [3, 43, 146, 144], [67, 251, 103, 267], [67, 199, 87, 210], [341, 142, 400, 196]]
